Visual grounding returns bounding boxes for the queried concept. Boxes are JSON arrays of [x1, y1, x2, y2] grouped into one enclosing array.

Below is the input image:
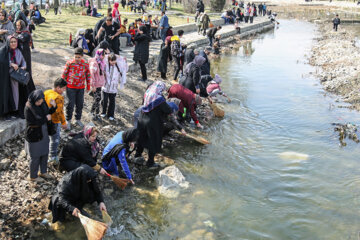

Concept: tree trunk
[[97, 0, 102, 8], [107, 0, 110, 8], [182, 0, 196, 13], [40, 0, 43, 8], [169, 0, 171, 9], [89, 0, 94, 7]]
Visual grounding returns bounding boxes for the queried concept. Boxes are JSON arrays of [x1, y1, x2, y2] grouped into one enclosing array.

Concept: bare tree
[[97, 0, 102, 8], [182, 0, 196, 13]]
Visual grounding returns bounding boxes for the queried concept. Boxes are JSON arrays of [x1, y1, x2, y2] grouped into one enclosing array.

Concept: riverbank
[[309, 22, 360, 110], [0, 19, 274, 239]]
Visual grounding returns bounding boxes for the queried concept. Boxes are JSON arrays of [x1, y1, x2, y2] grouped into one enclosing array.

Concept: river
[[41, 20, 360, 239]]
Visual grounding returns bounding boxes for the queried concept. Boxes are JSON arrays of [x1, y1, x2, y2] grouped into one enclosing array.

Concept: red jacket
[[62, 59, 91, 90], [168, 84, 199, 124]]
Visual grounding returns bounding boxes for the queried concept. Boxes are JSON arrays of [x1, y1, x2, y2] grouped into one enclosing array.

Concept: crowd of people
[[0, 0, 237, 226]]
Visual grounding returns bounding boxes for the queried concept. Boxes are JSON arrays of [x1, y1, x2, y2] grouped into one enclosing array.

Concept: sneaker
[[29, 177, 45, 183], [100, 114, 106, 118], [39, 173, 55, 180], [48, 156, 59, 163], [108, 117, 115, 121], [75, 120, 84, 128], [66, 121, 71, 131]]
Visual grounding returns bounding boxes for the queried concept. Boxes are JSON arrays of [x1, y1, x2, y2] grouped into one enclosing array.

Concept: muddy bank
[[309, 23, 360, 110]]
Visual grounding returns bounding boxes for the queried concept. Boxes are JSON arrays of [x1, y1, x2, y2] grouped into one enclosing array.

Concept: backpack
[[171, 40, 181, 57]]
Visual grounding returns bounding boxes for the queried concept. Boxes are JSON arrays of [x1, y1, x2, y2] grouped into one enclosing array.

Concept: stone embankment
[[0, 17, 273, 239], [309, 23, 360, 110]]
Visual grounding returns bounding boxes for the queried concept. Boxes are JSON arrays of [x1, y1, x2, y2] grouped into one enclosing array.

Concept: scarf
[[142, 81, 166, 112], [214, 74, 222, 83], [83, 125, 100, 158], [95, 49, 105, 75], [15, 20, 33, 47], [26, 89, 46, 120], [7, 36, 18, 63], [0, 10, 8, 24], [185, 55, 205, 75]]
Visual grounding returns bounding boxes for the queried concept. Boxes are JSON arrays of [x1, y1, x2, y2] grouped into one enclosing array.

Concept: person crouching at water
[[333, 14, 340, 32], [180, 55, 206, 95], [206, 74, 231, 102], [48, 165, 107, 223], [163, 99, 187, 136], [102, 128, 138, 184], [59, 125, 108, 175], [135, 81, 172, 168], [168, 84, 203, 129], [25, 90, 56, 182]]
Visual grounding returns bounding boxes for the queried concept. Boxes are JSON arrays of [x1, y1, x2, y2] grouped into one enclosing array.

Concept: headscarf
[[75, 28, 86, 38], [95, 48, 105, 75], [75, 29, 90, 53], [214, 74, 222, 83], [113, 2, 119, 9], [83, 125, 100, 158], [139, 25, 147, 35], [122, 128, 139, 144], [167, 102, 179, 113], [15, 19, 27, 32], [28, 89, 44, 105], [26, 89, 46, 120], [142, 81, 166, 112], [7, 35, 18, 63], [0, 9, 8, 24], [185, 55, 206, 75]]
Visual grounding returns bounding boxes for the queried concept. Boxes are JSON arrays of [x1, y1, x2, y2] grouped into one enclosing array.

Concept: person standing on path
[[159, 11, 169, 42], [25, 90, 56, 182], [201, 11, 210, 36], [62, 48, 91, 130], [263, 3, 267, 16], [206, 25, 221, 47], [89, 49, 106, 121], [96, 17, 121, 54], [171, 30, 185, 81], [44, 78, 67, 163], [133, 25, 151, 81], [333, 14, 340, 31]]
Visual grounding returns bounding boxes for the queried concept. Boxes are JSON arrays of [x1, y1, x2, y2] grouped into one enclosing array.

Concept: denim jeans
[[120, 33, 132, 45], [49, 123, 61, 157], [160, 27, 168, 42]]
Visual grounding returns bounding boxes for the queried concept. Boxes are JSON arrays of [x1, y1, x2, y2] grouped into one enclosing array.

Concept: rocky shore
[[309, 23, 360, 110]]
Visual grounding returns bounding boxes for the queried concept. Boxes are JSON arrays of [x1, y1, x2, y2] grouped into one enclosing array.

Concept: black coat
[[0, 45, 15, 116], [157, 43, 169, 73], [133, 33, 150, 64], [199, 50, 210, 75], [196, 0, 204, 12], [17, 31, 36, 113], [48, 165, 104, 223], [60, 137, 98, 170], [180, 62, 201, 94], [137, 101, 172, 154], [93, 17, 106, 44], [184, 48, 195, 67], [206, 27, 218, 38]]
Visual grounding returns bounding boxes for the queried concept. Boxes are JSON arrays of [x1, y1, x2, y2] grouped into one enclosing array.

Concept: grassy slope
[[33, 3, 188, 48]]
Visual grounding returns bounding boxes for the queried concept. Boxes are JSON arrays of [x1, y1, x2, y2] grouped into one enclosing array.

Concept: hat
[[167, 102, 179, 113], [75, 47, 84, 55]]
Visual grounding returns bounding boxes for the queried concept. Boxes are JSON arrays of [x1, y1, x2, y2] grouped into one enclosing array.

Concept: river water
[[41, 20, 360, 239]]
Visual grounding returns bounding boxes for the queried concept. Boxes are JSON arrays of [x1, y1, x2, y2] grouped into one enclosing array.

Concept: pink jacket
[[207, 82, 221, 94], [89, 58, 106, 89]]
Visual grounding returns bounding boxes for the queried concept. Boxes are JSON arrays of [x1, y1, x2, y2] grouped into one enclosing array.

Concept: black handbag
[[10, 68, 30, 85], [47, 121, 57, 136]]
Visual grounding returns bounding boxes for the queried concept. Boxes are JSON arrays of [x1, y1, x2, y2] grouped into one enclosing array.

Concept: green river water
[[39, 20, 360, 239]]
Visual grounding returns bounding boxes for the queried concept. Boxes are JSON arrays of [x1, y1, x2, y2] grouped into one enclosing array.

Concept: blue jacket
[[102, 132, 132, 179], [160, 15, 169, 28]]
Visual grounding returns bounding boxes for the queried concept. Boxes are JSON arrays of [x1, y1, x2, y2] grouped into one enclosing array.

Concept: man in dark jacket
[[196, 0, 204, 13], [206, 25, 221, 47], [333, 14, 340, 31], [95, 17, 121, 54]]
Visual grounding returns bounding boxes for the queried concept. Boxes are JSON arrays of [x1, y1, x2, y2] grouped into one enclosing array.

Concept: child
[[89, 49, 106, 121], [101, 53, 128, 121], [45, 1, 50, 15], [44, 78, 68, 163], [206, 74, 231, 102], [62, 47, 91, 129], [333, 14, 340, 32]]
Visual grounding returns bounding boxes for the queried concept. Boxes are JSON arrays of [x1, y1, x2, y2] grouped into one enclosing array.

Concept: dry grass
[[33, 3, 189, 48]]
